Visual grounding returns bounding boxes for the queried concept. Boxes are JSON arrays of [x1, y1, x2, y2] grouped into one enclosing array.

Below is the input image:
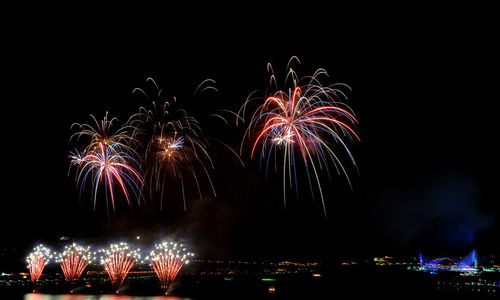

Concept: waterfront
[[24, 295, 188, 300], [2, 263, 500, 299]]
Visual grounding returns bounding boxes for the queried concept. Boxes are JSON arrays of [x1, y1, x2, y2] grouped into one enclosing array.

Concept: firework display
[[239, 57, 359, 217], [66, 62, 359, 217], [69, 78, 217, 212], [19, 58, 361, 296], [26, 239, 193, 290], [69, 142, 144, 211], [147, 241, 194, 289], [56, 243, 95, 280], [70, 111, 137, 154], [99, 242, 142, 289], [130, 78, 215, 210], [27, 244, 54, 282]]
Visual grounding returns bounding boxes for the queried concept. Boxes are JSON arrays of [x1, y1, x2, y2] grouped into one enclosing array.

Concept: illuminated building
[[418, 250, 478, 273]]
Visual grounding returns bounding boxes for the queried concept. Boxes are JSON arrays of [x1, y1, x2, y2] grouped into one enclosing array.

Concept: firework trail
[[71, 111, 137, 154], [56, 243, 96, 280], [130, 78, 215, 210], [146, 241, 193, 290], [69, 142, 144, 211], [99, 242, 142, 289], [27, 244, 54, 282], [239, 57, 360, 217]]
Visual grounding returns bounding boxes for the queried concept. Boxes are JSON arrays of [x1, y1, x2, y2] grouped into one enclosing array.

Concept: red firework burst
[[239, 57, 360, 217]]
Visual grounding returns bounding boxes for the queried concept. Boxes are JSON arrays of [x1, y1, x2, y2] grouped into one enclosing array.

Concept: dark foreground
[[2, 266, 499, 299]]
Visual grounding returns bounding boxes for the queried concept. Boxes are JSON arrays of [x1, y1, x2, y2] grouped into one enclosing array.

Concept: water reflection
[[24, 294, 189, 300]]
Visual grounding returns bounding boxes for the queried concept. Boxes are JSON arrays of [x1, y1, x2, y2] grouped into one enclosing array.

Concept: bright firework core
[[166, 134, 184, 150], [157, 134, 184, 159]]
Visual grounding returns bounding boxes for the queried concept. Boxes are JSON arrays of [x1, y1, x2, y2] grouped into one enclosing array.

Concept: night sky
[[2, 6, 498, 264]]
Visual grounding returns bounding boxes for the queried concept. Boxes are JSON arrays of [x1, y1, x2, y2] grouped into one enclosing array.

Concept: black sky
[[2, 5, 498, 263]]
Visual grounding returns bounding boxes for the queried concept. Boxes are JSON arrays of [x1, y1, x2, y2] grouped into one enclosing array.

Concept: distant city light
[[261, 278, 276, 282]]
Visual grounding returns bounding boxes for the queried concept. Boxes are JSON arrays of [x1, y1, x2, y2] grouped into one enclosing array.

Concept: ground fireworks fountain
[[27, 244, 54, 282], [147, 241, 193, 290], [57, 243, 95, 280], [99, 242, 141, 289]]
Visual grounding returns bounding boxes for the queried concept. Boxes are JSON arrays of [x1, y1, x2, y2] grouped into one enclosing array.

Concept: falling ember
[[99, 243, 141, 289], [27, 244, 54, 282], [57, 243, 95, 280], [147, 241, 194, 290]]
